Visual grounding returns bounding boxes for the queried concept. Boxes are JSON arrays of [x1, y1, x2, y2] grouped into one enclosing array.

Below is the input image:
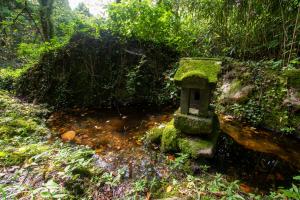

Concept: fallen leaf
[[145, 192, 151, 200], [166, 185, 173, 193]]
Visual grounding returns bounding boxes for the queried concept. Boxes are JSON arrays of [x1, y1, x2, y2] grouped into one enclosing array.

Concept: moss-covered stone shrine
[[146, 58, 222, 158]]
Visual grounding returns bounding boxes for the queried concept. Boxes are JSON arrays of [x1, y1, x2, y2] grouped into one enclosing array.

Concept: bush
[[0, 67, 26, 91], [17, 31, 179, 108]]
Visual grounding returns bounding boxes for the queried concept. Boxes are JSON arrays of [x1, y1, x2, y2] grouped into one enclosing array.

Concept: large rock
[[284, 89, 300, 112], [221, 79, 254, 104]]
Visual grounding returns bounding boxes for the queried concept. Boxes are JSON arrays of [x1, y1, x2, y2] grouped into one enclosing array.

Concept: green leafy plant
[[168, 153, 191, 174], [32, 179, 69, 199], [101, 167, 126, 188]]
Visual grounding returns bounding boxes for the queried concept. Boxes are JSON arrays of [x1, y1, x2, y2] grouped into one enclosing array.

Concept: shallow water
[[47, 108, 299, 191], [48, 107, 174, 178]]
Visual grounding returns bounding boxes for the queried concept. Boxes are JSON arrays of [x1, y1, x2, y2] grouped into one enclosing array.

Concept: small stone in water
[[61, 131, 76, 141]]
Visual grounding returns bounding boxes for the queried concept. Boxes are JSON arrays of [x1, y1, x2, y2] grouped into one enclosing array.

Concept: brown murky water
[[47, 108, 299, 191], [48, 107, 174, 178]]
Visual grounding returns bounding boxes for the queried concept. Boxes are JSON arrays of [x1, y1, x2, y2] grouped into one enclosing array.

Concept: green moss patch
[[0, 144, 50, 166], [174, 58, 221, 84], [161, 120, 180, 152], [178, 133, 219, 158], [145, 125, 165, 144]]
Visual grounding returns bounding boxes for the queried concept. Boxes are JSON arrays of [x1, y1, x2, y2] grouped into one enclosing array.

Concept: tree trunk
[[38, 0, 54, 41]]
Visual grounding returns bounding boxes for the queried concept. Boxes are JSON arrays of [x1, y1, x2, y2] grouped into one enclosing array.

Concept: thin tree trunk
[[287, 5, 300, 66], [38, 0, 54, 41]]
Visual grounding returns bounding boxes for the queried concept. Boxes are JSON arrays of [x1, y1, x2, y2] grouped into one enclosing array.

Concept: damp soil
[[47, 107, 300, 193]]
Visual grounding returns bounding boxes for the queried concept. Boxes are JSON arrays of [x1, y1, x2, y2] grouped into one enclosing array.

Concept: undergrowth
[[0, 90, 299, 199], [216, 59, 299, 135]]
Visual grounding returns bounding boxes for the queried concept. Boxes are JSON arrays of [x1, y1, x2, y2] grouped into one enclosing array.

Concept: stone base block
[[174, 110, 214, 135]]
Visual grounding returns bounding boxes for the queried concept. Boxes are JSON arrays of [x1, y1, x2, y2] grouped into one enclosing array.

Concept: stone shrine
[[145, 57, 222, 158], [173, 58, 221, 157]]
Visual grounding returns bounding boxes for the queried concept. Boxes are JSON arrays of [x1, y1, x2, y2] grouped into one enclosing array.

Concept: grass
[[0, 90, 299, 199]]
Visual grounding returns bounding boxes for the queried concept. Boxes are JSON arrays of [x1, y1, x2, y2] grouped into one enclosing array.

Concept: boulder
[[221, 79, 254, 104]]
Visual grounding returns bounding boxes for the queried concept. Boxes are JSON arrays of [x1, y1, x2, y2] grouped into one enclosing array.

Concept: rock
[[178, 133, 219, 158], [61, 131, 76, 141], [230, 85, 254, 102], [283, 89, 300, 112], [221, 79, 254, 103]]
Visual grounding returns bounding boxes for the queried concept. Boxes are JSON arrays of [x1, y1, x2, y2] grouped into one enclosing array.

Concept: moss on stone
[[161, 120, 180, 152], [174, 110, 213, 135], [145, 125, 165, 144], [178, 133, 219, 158], [174, 58, 221, 84], [228, 79, 242, 95]]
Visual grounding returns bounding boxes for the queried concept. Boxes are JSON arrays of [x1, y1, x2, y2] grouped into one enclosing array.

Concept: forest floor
[[0, 90, 299, 200]]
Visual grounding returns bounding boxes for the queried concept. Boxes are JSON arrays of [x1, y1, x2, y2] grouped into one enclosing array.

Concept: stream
[[47, 107, 300, 192]]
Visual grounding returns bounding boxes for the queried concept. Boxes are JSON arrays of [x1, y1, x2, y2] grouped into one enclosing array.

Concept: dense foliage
[[1, 0, 299, 64], [1, 0, 300, 199], [16, 31, 179, 107]]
